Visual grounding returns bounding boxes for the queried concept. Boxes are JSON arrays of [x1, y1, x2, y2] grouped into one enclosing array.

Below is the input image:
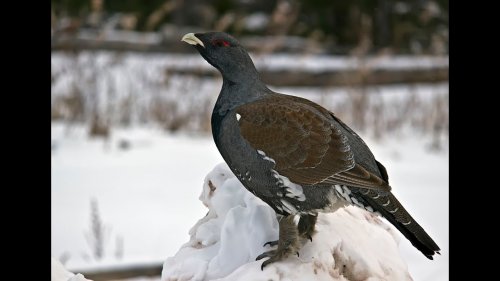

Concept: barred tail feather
[[357, 191, 440, 259]]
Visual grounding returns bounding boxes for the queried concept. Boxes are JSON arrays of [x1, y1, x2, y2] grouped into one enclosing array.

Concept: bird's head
[[181, 32, 260, 84]]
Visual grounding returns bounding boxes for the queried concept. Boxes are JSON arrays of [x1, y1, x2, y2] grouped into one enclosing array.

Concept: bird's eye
[[212, 39, 230, 47]]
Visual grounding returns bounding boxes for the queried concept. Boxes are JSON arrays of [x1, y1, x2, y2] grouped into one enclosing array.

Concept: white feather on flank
[[257, 150, 276, 164], [268, 168, 306, 202], [333, 185, 380, 215], [365, 206, 375, 212], [281, 175, 306, 201], [351, 197, 364, 208], [316, 188, 343, 213], [280, 199, 298, 214], [236, 113, 241, 121], [256, 149, 307, 202], [335, 185, 352, 204]]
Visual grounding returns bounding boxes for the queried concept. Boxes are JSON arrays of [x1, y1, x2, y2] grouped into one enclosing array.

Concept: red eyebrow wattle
[[212, 39, 230, 47]]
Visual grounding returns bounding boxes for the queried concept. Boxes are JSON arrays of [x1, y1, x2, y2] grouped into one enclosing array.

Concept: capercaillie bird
[[181, 32, 440, 270]]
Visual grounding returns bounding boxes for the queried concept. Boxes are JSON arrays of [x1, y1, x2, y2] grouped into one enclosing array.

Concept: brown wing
[[236, 95, 390, 191]]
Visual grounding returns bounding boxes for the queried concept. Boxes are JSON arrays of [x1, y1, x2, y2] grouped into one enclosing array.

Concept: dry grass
[[51, 52, 448, 149]]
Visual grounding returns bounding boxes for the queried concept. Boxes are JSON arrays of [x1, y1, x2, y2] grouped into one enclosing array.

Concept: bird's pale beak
[[181, 33, 205, 48]]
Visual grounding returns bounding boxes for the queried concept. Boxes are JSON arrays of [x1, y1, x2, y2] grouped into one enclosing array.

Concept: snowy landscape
[[51, 124, 448, 280], [162, 163, 414, 281], [51, 51, 448, 281]]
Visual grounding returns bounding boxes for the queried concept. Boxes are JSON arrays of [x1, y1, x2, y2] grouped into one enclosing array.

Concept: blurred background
[[51, 0, 448, 280]]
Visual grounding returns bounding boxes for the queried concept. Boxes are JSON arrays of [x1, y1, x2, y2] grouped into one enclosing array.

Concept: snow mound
[[161, 163, 413, 281], [51, 257, 91, 281]]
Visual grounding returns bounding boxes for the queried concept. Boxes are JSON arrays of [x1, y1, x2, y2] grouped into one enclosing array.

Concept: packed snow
[[51, 123, 448, 280], [162, 163, 413, 281], [52, 257, 91, 281]]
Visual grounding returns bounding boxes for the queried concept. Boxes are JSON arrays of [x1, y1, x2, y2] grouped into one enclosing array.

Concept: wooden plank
[[77, 263, 162, 281], [169, 68, 448, 87]]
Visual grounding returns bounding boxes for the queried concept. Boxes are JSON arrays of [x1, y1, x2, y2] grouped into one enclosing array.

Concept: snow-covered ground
[[52, 257, 90, 281], [51, 50, 448, 280], [51, 122, 448, 280], [162, 163, 413, 281]]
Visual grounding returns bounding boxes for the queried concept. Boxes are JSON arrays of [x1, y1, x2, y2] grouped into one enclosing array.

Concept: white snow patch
[[51, 124, 447, 280], [162, 163, 413, 281], [52, 257, 91, 281], [162, 163, 279, 280]]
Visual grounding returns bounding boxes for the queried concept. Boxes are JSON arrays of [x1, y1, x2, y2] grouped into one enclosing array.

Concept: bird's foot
[[257, 215, 300, 270], [303, 234, 313, 242], [256, 247, 299, 270], [298, 213, 318, 242]]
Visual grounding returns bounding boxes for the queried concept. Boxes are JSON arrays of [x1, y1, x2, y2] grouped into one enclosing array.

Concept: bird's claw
[[257, 250, 278, 270], [256, 250, 276, 261], [263, 240, 278, 247], [257, 215, 300, 270], [261, 258, 273, 270], [257, 243, 299, 270], [258, 248, 298, 270]]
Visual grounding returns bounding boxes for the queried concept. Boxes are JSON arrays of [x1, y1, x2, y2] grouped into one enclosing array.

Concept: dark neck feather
[[213, 77, 269, 115]]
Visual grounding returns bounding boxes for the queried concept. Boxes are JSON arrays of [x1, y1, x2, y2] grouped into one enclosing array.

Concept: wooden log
[[169, 67, 448, 87], [77, 263, 162, 281]]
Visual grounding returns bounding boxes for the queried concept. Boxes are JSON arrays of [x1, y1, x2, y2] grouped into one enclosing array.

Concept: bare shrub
[[52, 83, 86, 122], [51, 52, 448, 146], [83, 198, 125, 262], [371, 99, 384, 140], [427, 93, 449, 151], [149, 97, 190, 132], [85, 198, 109, 261], [88, 112, 110, 138], [118, 95, 134, 126], [347, 88, 369, 132]]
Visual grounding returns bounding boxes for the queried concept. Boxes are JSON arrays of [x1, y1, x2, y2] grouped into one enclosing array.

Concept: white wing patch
[[236, 113, 241, 121]]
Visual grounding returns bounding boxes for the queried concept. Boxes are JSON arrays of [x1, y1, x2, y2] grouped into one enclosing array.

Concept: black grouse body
[[182, 31, 440, 269]]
